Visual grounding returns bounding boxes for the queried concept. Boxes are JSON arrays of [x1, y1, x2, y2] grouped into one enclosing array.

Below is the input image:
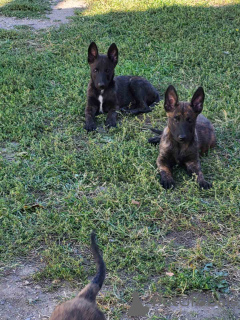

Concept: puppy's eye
[[105, 68, 110, 73], [187, 118, 192, 123], [93, 68, 98, 73], [174, 116, 180, 122]]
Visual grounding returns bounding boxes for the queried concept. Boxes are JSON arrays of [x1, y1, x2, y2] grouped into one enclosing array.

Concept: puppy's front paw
[[129, 108, 152, 115], [105, 119, 117, 129], [84, 122, 97, 132], [120, 108, 131, 114], [161, 177, 175, 189], [199, 180, 212, 190]]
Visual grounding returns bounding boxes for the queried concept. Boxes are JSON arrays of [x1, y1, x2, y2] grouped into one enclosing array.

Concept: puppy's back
[[196, 114, 216, 154], [50, 296, 105, 320]]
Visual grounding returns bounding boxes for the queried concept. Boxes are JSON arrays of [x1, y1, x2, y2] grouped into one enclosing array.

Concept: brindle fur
[[50, 233, 106, 320], [156, 85, 216, 189], [85, 42, 160, 131]]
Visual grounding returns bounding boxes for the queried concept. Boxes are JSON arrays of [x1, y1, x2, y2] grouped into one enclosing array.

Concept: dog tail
[[90, 232, 106, 289], [148, 128, 163, 145], [150, 128, 163, 135], [78, 232, 106, 302], [148, 136, 161, 145]]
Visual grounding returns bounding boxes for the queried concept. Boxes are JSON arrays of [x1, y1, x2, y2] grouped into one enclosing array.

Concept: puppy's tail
[[150, 128, 163, 135], [90, 232, 106, 290], [148, 136, 161, 145], [78, 232, 106, 302], [147, 127, 163, 145]]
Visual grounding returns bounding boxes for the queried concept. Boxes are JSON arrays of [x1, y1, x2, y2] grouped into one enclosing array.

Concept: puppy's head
[[164, 85, 204, 143], [88, 42, 118, 91]]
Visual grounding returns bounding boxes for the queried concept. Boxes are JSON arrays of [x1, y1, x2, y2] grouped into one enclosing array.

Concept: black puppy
[[85, 42, 160, 131]]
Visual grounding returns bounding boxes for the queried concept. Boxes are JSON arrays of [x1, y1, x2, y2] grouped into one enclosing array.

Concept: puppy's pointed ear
[[164, 85, 178, 112], [191, 87, 204, 114], [88, 42, 98, 64], [107, 43, 118, 66]]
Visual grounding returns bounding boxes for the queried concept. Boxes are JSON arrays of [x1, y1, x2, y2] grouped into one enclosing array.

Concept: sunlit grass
[[0, 0, 51, 18], [83, 0, 240, 15], [0, 0, 11, 7]]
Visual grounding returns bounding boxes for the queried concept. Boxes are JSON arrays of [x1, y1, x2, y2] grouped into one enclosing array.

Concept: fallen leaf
[[52, 279, 60, 284], [131, 200, 140, 206], [23, 204, 45, 211], [203, 263, 213, 272], [17, 152, 28, 157]]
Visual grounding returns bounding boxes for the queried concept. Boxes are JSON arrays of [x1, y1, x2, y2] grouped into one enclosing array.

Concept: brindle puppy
[[156, 85, 216, 189], [50, 233, 106, 320]]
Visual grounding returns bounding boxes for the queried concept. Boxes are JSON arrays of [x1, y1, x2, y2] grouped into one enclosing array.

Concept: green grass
[[0, 0, 240, 318], [0, 0, 51, 18]]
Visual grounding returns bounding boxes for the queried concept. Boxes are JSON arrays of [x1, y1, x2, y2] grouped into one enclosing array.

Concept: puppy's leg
[[185, 160, 212, 189], [129, 102, 151, 115], [149, 92, 160, 109], [105, 109, 117, 129], [128, 79, 160, 114], [85, 97, 99, 132], [128, 80, 151, 115], [157, 156, 175, 189]]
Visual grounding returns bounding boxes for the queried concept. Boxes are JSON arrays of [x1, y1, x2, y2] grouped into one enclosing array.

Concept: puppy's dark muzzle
[[178, 135, 187, 142], [97, 83, 105, 90]]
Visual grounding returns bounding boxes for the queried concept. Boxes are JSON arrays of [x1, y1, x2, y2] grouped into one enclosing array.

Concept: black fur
[[91, 232, 106, 290], [85, 42, 160, 131]]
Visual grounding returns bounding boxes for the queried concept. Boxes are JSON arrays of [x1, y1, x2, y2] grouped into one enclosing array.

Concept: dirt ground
[[0, 0, 86, 30], [0, 261, 78, 320], [0, 260, 239, 320]]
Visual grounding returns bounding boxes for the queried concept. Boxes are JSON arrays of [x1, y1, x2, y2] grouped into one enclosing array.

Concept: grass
[[0, 0, 51, 18], [0, 0, 240, 318]]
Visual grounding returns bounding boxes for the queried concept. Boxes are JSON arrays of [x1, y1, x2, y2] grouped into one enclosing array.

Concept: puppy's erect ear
[[88, 42, 98, 64], [191, 87, 205, 114], [107, 43, 118, 66], [164, 85, 178, 112]]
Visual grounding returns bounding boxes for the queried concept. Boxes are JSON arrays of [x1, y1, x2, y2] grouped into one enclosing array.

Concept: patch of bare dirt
[[165, 230, 201, 249], [0, 142, 19, 162], [168, 291, 240, 319], [123, 291, 240, 319], [0, 0, 86, 30], [1, 261, 239, 320], [0, 262, 78, 320]]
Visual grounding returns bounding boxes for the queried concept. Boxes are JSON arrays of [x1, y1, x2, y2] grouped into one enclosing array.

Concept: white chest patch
[[98, 90, 104, 113]]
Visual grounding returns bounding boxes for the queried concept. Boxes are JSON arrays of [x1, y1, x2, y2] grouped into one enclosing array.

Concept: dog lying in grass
[[154, 85, 216, 189], [85, 42, 160, 131], [50, 233, 106, 320]]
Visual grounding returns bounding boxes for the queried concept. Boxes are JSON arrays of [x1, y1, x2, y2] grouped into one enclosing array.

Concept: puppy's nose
[[98, 83, 105, 90], [178, 135, 186, 141]]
